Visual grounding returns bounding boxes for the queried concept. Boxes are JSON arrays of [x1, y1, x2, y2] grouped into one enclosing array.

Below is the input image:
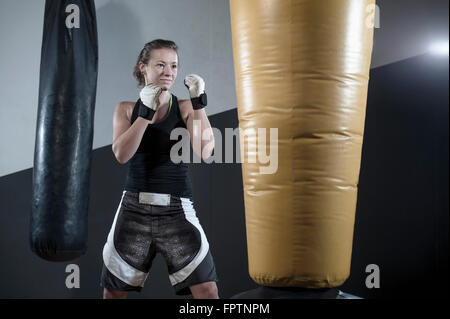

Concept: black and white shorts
[[101, 190, 218, 295]]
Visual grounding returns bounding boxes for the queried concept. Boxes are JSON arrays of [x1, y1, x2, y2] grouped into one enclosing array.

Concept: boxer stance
[[101, 39, 218, 299]]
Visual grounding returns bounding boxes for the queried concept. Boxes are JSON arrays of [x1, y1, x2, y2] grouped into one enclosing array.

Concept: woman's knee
[[190, 282, 219, 299], [103, 288, 128, 299]]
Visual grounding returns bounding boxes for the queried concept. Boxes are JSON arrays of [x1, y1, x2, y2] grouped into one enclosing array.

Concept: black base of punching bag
[[231, 286, 362, 299]]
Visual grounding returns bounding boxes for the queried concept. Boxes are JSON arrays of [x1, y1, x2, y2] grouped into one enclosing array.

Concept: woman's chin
[[159, 83, 172, 91]]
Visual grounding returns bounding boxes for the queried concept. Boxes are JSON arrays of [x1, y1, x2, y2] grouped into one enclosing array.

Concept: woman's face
[[140, 48, 178, 90]]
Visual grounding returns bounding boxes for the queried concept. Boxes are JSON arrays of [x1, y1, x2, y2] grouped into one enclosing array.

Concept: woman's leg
[[189, 281, 219, 299], [103, 287, 128, 299]]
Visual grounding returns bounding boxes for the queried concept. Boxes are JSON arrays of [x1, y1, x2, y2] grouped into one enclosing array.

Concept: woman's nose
[[163, 65, 173, 76]]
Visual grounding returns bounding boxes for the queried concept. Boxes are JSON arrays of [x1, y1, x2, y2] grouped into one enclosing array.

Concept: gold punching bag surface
[[230, 0, 375, 287]]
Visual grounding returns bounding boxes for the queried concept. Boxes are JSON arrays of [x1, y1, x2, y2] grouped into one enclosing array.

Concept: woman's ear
[[139, 61, 146, 74]]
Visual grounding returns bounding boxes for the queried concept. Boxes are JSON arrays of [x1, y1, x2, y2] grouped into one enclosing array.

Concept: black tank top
[[124, 94, 192, 199]]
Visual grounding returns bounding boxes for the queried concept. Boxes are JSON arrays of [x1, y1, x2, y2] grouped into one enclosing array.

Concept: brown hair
[[133, 39, 179, 88]]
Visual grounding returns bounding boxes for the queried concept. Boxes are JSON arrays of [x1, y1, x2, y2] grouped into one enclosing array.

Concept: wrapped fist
[[184, 74, 207, 110], [139, 83, 162, 111]]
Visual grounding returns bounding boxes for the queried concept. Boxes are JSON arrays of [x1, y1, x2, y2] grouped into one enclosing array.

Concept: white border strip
[[168, 198, 209, 286], [102, 191, 149, 287]]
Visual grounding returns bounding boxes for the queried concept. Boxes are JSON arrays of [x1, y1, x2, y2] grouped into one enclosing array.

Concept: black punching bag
[[30, 0, 98, 261]]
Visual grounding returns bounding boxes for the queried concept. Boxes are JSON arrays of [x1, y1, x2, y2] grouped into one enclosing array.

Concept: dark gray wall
[[340, 53, 449, 298], [0, 53, 448, 298]]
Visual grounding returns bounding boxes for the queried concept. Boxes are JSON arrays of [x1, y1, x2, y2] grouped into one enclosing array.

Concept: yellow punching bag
[[230, 0, 375, 288]]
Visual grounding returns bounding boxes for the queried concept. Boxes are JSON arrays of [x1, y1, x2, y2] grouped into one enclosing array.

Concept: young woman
[[101, 39, 218, 299]]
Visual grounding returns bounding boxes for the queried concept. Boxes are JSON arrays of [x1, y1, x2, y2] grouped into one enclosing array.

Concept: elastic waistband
[[123, 190, 192, 207]]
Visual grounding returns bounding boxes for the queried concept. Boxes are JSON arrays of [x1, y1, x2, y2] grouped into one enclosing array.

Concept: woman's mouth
[[160, 79, 172, 83]]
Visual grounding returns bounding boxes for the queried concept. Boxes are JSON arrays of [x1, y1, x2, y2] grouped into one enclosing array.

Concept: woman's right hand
[[149, 94, 170, 124], [139, 83, 162, 111], [138, 85, 171, 124]]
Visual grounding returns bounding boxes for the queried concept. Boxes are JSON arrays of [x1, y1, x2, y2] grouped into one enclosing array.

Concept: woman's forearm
[[112, 117, 149, 164], [193, 109, 215, 159]]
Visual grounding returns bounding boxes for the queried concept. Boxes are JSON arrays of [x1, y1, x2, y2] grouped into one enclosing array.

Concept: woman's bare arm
[[111, 102, 149, 164], [111, 92, 171, 164], [179, 100, 215, 160]]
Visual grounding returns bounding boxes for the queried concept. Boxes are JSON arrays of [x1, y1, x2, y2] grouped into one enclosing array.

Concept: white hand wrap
[[139, 84, 162, 111], [184, 74, 205, 99]]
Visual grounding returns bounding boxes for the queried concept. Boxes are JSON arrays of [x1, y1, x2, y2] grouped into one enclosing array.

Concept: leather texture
[[230, 0, 375, 287], [30, 0, 98, 261]]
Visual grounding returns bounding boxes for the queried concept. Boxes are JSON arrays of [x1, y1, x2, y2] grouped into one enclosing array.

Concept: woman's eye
[[172, 65, 177, 69], [157, 64, 164, 67]]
